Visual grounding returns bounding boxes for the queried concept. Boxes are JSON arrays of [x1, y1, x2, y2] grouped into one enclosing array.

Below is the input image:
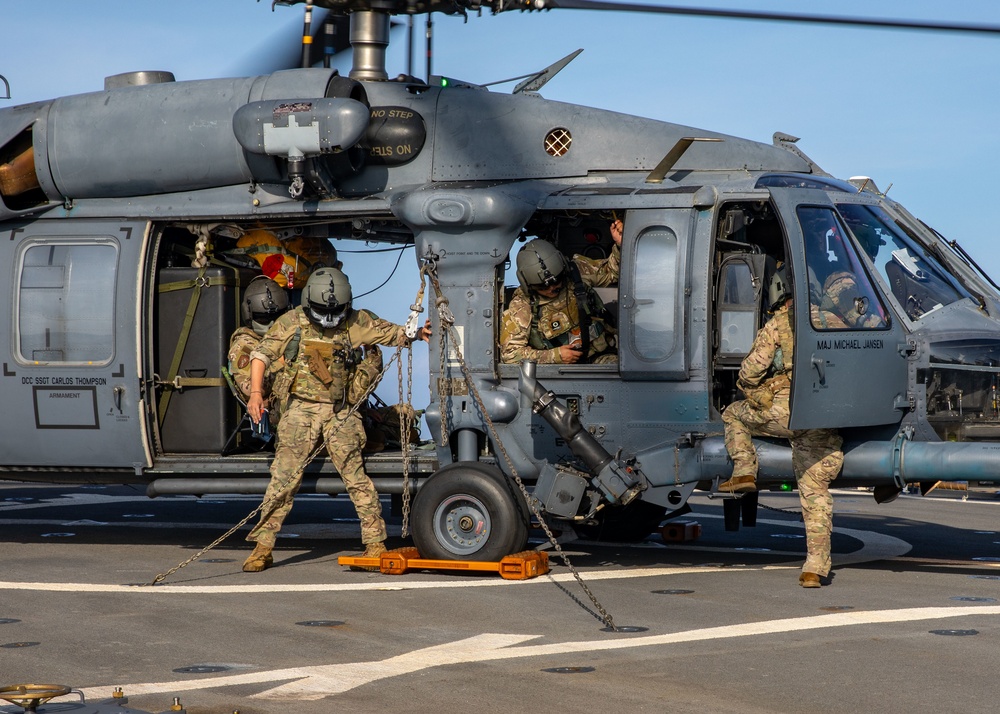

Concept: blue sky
[[4, 1, 1000, 406], [5, 1, 999, 268]]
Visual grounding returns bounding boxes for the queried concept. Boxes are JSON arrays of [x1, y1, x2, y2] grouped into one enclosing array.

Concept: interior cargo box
[[156, 265, 255, 453]]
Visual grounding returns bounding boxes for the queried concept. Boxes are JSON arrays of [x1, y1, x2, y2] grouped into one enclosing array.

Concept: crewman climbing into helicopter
[[500, 219, 622, 364], [718, 264, 845, 588], [241, 267, 430, 573]]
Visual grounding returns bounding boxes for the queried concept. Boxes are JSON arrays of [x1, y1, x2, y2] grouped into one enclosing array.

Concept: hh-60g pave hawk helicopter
[[3, 1, 1000, 561]]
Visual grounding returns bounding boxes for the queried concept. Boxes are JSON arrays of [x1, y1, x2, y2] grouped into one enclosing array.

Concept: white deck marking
[[79, 606, 1000, 701]]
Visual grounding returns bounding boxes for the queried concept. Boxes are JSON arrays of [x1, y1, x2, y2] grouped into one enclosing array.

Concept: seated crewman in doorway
[[228, 276, 291, 426], [500, 219, 622, 365]]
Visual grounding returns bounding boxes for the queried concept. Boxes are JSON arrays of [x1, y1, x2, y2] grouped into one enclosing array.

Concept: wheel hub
[[433, 494, 492, 556]]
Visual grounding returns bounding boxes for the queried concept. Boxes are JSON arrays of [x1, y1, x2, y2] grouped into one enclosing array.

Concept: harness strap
[[158, 266, 208, 424], [567, 261, 592, 362]]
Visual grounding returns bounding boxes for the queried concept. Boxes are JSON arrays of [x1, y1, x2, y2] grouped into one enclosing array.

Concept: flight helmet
[[515, 239, 568, 292], [241, 276, 289, 336], [303, 267, 353, 329], [767, 263, 792, 312]]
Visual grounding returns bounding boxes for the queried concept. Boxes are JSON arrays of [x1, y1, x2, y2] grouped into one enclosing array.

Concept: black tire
[[574, 499, 667, 543], [411, 463, 529, 561]]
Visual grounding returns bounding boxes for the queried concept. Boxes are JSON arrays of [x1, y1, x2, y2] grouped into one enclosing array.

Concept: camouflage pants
[[723, 392, 844, 576], [247, 398, 386, 548]]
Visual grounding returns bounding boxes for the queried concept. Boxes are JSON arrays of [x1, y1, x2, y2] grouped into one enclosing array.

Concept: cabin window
[[631, 227, 678, 360], [16, 241, 118, 364], [797, 206, 889, 331], [717, 258, 760, 359]]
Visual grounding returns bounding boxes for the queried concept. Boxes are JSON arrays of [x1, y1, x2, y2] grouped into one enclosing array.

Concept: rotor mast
[[349, 9, 391, 80]]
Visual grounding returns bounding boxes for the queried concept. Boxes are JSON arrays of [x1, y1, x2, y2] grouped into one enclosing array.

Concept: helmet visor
[[251, 311, 280, 324], [536, 272, 564, 289], [306, 301, 350, 329]]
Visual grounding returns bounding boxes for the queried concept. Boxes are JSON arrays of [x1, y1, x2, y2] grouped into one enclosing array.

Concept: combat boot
[[718, 475, 757, 494], [799, 572, 821, 588], [350, 541, 387, 572], [242, 543, 273, 573]]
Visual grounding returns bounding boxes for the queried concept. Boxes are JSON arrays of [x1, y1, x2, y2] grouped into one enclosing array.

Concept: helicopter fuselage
[[2, 66, 998, 553]]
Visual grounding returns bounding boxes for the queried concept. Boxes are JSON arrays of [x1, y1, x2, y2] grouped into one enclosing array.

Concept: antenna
[[425, 13, 434, 80], [513, 49, 583, 93], [301, 2, 314, 68]]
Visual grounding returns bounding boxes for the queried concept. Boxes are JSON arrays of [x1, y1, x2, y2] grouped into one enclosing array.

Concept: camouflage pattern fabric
[[247, 399, 385, 547], [247, 305, 413, 548], [820, 271, 885, 329], [722, 304, 844, 577], [809, 304, 851, 331], [347, 345, 383, 406], [251, 306, 409, 403], [500, 245, 621, 364], [227, 326, 289, 425], [362, 402, 421, 453]]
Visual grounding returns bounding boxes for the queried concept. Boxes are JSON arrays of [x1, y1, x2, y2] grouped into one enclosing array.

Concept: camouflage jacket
[[251, 306, 407, 405], [822, 271, 885, 329], [738, 305, 795, 399], [500, 246, 620, 364], [227, 327, 288, 403]]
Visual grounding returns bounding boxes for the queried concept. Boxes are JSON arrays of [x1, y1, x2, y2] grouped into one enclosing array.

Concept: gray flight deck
[[2, 480, 999, 714]]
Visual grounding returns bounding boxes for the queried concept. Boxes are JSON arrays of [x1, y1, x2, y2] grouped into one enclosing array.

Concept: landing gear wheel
[[412, 463, 529, 561], [575, 499, 667, 542]]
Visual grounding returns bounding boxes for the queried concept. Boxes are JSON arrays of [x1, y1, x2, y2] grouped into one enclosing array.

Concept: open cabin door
[[769, 188, 908, 429], [619, 206, 693, 380], [1, 219, 149, 469]]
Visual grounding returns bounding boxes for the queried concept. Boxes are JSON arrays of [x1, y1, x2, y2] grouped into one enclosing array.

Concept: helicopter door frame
[[1, 219, 151, 470], [768, 187, 908, 429]]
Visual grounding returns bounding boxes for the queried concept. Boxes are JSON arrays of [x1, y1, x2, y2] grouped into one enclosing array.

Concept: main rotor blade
[[517, 0, 1000, 36]]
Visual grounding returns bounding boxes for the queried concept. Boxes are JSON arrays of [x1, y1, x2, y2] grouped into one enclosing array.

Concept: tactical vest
[[288, 311, 355, 405], [527, 263, 611, 360]]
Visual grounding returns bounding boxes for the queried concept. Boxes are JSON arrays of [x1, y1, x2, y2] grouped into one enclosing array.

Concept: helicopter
[[2, 0, 1000, 561]]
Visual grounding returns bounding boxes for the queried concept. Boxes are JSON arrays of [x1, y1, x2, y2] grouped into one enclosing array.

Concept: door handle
[[811, 356, 826, 386]]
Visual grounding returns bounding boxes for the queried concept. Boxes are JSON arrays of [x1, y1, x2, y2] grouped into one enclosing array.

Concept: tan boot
[[242, 543, 273, 573], [799, 572, 821, 588], [718, 475, 757, 494], [350, 541, 387, 572]]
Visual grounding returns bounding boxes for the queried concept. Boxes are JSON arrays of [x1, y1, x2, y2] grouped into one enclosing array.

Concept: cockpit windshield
[[837, 203, 972, 321]]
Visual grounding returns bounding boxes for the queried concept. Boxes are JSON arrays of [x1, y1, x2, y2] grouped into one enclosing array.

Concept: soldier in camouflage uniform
[[242, 267, 429, 573], [500, 219, 623, 365], [718, 265, 844, 588], [228, 276, 290, 427], [801, 207, 886, 330], [819, 270, 885, 329]]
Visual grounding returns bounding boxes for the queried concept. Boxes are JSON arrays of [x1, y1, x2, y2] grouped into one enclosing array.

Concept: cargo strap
[[157, 266, 220, 424], [158, 274, 236, 293], [169, 376, 228, 389]]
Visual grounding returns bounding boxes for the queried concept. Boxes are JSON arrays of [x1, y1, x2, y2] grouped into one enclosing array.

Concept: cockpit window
[[798, 206, 889, 330], [836, 203, 972, 321], [756, 174, 855, 193]]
